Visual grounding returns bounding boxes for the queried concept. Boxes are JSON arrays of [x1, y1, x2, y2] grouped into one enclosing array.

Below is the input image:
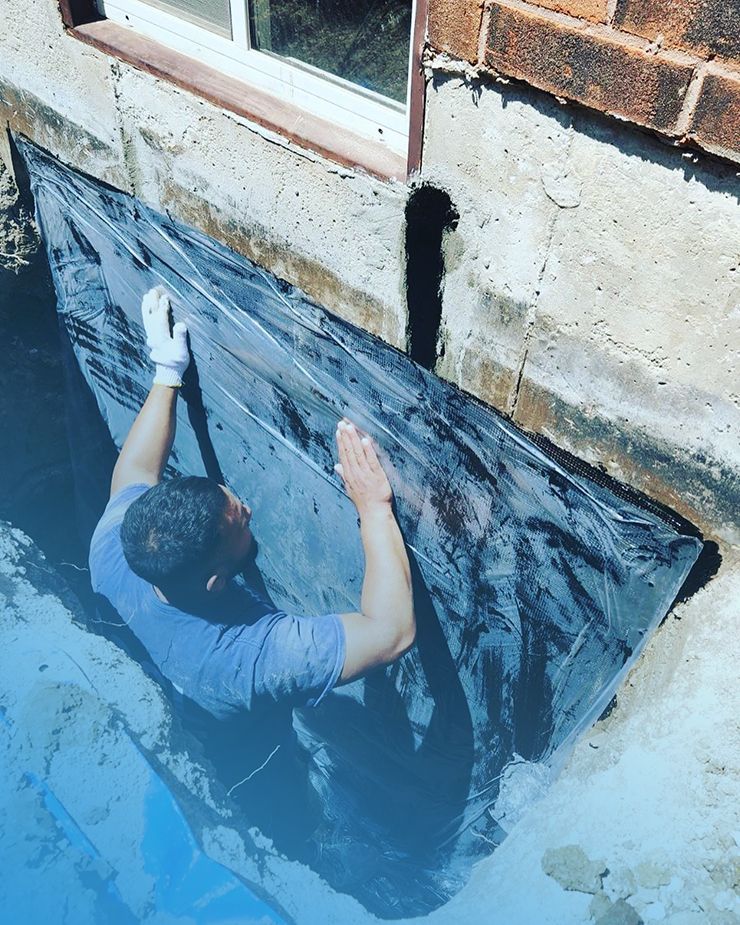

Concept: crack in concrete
[[108, 62, 139, 197], [508, 115, 576, 419]]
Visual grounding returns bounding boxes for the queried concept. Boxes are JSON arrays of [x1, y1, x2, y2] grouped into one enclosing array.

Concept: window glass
[[250, 0, 413, 103], [143, 0, 233, 37]]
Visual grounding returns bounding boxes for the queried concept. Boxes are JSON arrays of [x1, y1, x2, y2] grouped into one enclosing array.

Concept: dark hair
[[121, 477, 229, 588]]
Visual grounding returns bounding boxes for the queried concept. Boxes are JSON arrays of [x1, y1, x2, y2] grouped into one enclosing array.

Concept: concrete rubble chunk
[[595, 897, 644, 925], [542, 844, 608, 893], [591, 890, 614, 920], [636, 860, 673, 890], [710, 858, 740, 890], [642, 900, 667, 921], [663, 913, 707, 925], [604, 865, 639, 901]]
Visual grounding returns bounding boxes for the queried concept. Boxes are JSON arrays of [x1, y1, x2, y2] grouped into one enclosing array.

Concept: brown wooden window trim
[[58, 0, 426, 183]]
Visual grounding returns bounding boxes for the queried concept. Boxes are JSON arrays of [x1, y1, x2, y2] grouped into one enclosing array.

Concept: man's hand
[[334, 419, 415, 683], [142, 286, 190, 388], [109, 287, 187, 497], [334, 418, 392, 515]]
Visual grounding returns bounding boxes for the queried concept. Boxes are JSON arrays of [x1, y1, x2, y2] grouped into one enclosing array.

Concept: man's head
[[121, 477, 253, 597]]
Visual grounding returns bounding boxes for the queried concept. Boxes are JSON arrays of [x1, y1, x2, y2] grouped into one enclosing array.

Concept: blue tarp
[[0, 708, 285, 925], [21, 139, 702, 918]]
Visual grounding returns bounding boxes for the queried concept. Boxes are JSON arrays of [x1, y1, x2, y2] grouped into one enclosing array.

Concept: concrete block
[[485, 2, 694, 132]]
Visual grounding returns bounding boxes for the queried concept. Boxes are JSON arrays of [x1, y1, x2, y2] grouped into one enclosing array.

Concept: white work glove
[[141, 285, 190, 387]]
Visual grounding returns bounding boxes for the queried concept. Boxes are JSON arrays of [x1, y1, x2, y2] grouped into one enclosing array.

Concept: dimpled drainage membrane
[[15, 139, 702, 920]]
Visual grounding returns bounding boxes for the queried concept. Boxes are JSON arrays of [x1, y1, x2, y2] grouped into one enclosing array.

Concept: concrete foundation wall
[[424, 70, 740, 545], [1, 1, 738, 545]]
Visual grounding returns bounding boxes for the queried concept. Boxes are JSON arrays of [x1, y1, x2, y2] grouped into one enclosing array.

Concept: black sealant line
[[405, 185, 459, 371]]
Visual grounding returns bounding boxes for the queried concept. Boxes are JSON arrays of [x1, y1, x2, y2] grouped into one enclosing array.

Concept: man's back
[[90, 482, 346, 721]]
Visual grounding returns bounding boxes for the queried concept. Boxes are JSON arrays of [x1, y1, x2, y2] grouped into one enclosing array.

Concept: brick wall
[[428, 0, 740, 163]]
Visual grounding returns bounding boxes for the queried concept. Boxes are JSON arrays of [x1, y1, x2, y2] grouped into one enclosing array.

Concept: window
[[96, 0, 415, 156]]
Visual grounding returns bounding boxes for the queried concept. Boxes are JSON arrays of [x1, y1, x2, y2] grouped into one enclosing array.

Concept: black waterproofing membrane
[[22, 140, 703, 919]]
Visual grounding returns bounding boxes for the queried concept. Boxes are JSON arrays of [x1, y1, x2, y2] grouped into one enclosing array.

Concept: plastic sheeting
[[22, 139, 703, 918]]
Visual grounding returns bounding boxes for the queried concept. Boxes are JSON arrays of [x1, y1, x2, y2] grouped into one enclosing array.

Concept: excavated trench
[[0, 141, 713, 924]]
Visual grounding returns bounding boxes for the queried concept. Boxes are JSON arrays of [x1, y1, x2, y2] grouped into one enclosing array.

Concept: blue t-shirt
[[89, 483, 346, 721]]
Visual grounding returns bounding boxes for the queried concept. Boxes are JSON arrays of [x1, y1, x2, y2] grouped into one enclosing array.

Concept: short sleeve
[[89, 483, 150, 592], [253, 611, 346, 708]]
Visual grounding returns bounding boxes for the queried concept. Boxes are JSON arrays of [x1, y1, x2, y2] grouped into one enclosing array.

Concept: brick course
[[691, 70, 740, 159], [614, 0, 740, 61], [428, 0, 483, 63], [427, 0, 740, 164], [485, 3, 694, 132], [528, 0, 609, 22]]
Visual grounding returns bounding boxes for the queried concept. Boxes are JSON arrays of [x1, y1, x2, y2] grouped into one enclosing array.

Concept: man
[[89, 286, 415, 725]]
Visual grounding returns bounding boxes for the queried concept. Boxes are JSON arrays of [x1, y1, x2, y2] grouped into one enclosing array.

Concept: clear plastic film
[[21, 140, 702, 918]]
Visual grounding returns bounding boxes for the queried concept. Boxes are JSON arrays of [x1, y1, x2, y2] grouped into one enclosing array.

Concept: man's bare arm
[[110, 287, 190, 498], [334, 420, 416, 682], [110, 385, 178, 496]]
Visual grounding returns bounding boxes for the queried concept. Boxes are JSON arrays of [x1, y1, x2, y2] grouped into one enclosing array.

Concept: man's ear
[[206, 574, 226, 594]]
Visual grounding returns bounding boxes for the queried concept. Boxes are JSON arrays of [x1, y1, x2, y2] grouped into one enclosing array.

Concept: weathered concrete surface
[[0, 521, 376, 925], [0, 0, 408, 347], [398, 557, 740, 924], [109, 63, 408, 346], [0, 1, 125, 187], [424, 72, 740, 545]]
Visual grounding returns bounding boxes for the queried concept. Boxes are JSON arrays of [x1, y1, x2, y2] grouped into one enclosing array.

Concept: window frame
[[58, 0, 427, 181]]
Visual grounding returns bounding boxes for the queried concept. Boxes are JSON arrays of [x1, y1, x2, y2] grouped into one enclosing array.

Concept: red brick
[[614, 0, 740, 62], [428, 0, 484, 63], [690, 70, 740, 159], [485, 3, 694, 132], [529, 0, 609, 23]]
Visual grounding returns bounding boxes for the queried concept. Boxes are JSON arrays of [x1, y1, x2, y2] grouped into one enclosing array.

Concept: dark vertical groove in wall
[[405, 185, 459, 371], [57, 0, 101, 29]]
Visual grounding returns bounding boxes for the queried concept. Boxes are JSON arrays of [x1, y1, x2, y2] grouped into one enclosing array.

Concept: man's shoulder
[[89, 482, 150, 593]]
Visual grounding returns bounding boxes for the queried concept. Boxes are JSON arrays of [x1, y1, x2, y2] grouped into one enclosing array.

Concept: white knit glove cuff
[[152, 363, 185, 388]]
